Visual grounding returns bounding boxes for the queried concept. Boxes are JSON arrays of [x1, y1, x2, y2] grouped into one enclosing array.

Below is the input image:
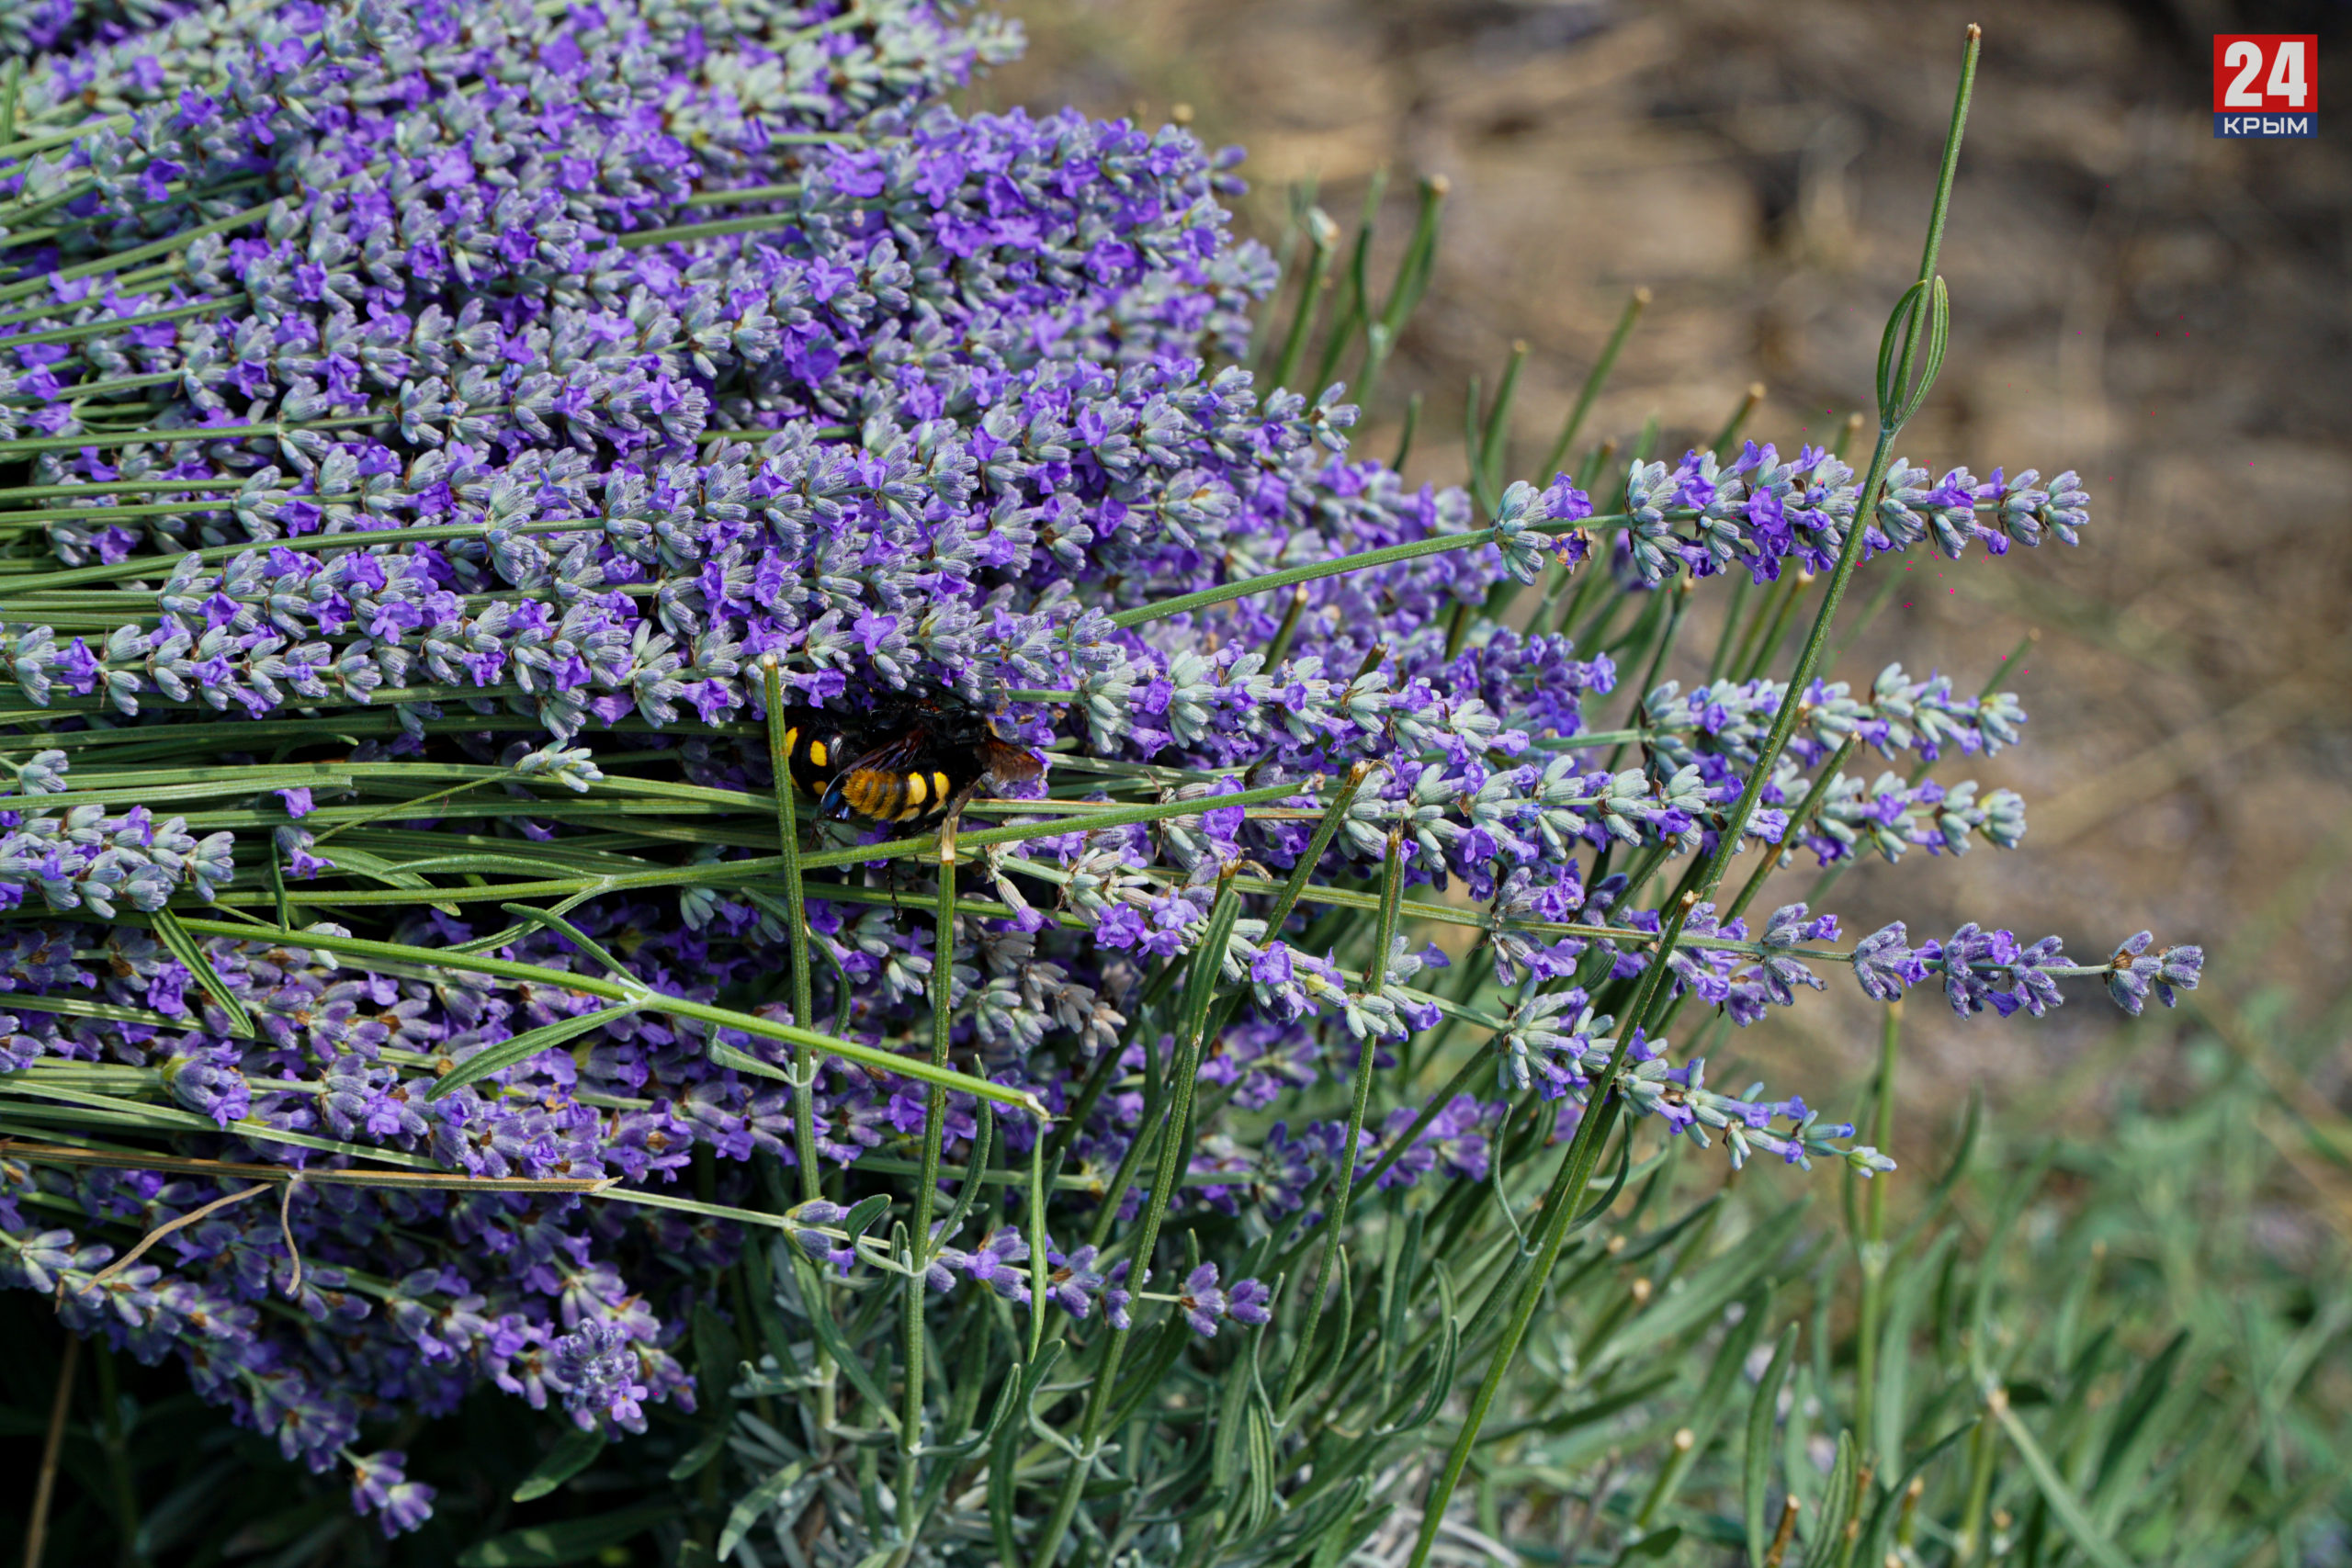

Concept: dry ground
[[980, 0, 2352, 1143]]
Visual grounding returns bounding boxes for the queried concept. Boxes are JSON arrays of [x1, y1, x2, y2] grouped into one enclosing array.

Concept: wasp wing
[[976, 735, 1046, 792]]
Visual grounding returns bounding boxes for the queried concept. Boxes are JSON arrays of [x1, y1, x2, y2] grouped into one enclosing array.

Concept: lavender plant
[[0, 4, 2218, 1563]]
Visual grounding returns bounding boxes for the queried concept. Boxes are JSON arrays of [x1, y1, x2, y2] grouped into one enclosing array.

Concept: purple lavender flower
[[549, 1318, 650, 1433], [164, 1044, 251, 1126], [1850, 922, 1923, 1002], [2154, 943, 2203, 1007], [1043, 1242, 1109, 1321], [348, 1450, 435, 1539], [1173, 1261, 1270, 1337]]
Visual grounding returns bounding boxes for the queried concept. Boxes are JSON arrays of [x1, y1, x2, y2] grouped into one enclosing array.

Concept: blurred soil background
[[978, 0, 2352, 1184]]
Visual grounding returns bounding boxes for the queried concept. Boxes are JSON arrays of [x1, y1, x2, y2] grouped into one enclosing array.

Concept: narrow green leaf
[[2090, 1327, 2188, 1508], [842, 1193, 891, 1240], [152, 908, 255, 1039], [1571, 1132, 1636, 1235], [199, 1498, 344, 1555], [1639, 1280, 1774, 1525], [676, 1300, 741, 1477], [1281, 828, 1402, 1414], [1458, 373, 1476, 514], [1874, 280, 1928, 425], [786, 1252, 897, 1428], [1707, 381, 1766, 460], [1241, 1384, 1278, 1535], [989, 1416, 1021, 1568], [1102, 1306, 1199, 1437], [1606, 1202, 1807, 1365], [707, 1041, 791, 1082], [1622, 1525, 1683, 1560], [1380, 1207, 1426, 1387], [717, 1461, 809, 1562], [919, 1348, 1026, 1460], [1212, 1315, 1252, 1496], [1747, 1323, 1800, 1567], [1269, 206, 1337, 394], [1967, 1150, 2052, 1383], [1029, 885, 1244, 1564], [1905, 276, 1951, 423], [1499, 1371, 1674, 1442], [305, 842, 459, 915], [0, 1079, 448, 1168], [1178, 880, 1245, 1038], [1404, 883, 1706, 1568], [596, 1187, 792, 1232], [1802, 1429, 1856, 1568], [667, 1420, 729, 1483], [510, 1428, 605, 1503], [1896, 1096, 1980, 1256], [457, 1501, 674, 1566], [1476, 340, 1531, 514], [1856, 1422, 1971, 1568], [1391, 389, 1422, 469], [937, 1101, 994, 1245], [1390, 1260, 1460, 1434], [424, 1005, 634, 1101], [1995, 1396, 2138, 1568], [1290, 1247, 1354, 1410], [757, 657, 822, 1201], [1306, 1478, 1374, 1568], [1539, 286, 1648, 479], [1103, 520, 1594, 631], [497, 902, 633, 981], [1310, 175, 1382, 393], [1875, 1230, 1956, 1470]]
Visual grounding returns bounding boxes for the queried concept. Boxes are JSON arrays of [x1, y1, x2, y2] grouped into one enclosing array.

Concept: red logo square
[[2213, 34, 2317, 114]]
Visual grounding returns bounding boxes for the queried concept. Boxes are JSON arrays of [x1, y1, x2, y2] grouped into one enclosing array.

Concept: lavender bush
[[0, 4, 2215, 1563]]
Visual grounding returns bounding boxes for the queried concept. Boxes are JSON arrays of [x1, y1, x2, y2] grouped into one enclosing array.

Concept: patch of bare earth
[[985, 0, 2352, 1145]]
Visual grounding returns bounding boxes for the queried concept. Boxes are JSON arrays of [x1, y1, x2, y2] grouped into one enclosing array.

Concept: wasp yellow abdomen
[[840, 769, 934, 821]]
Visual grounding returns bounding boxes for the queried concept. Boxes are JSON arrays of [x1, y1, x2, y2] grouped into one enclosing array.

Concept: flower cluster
[[0, 0, 195, 59], [1618, 445, 2086, 587], [1845, 920, 2202, 1019], [0, 0, 2195, 1540], [0, 748, 235, 914], [0, 895, 1390, 1482]]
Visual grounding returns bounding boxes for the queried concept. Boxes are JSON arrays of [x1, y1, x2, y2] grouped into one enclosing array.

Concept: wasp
[[781, 694, 1046, 826]]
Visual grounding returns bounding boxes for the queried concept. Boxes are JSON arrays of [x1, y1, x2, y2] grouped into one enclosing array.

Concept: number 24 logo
[[2217, 36, 2312, 110]]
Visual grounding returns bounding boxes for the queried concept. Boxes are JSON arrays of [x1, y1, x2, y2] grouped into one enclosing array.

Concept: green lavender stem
[[1708, 381, 1766, 458], [1852, 998, 1901, 1466], [1030, 881, 1244, 1565], [1539, 288, 1649, 480], [1404, 26, 1981, 1562], [1269, 209, 1339, 395], [759, 658, 822, 1203], [892, 828, 960, 1558], [1277, 829, 1405, 1418], [1404, 888, 1701, 1568]]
